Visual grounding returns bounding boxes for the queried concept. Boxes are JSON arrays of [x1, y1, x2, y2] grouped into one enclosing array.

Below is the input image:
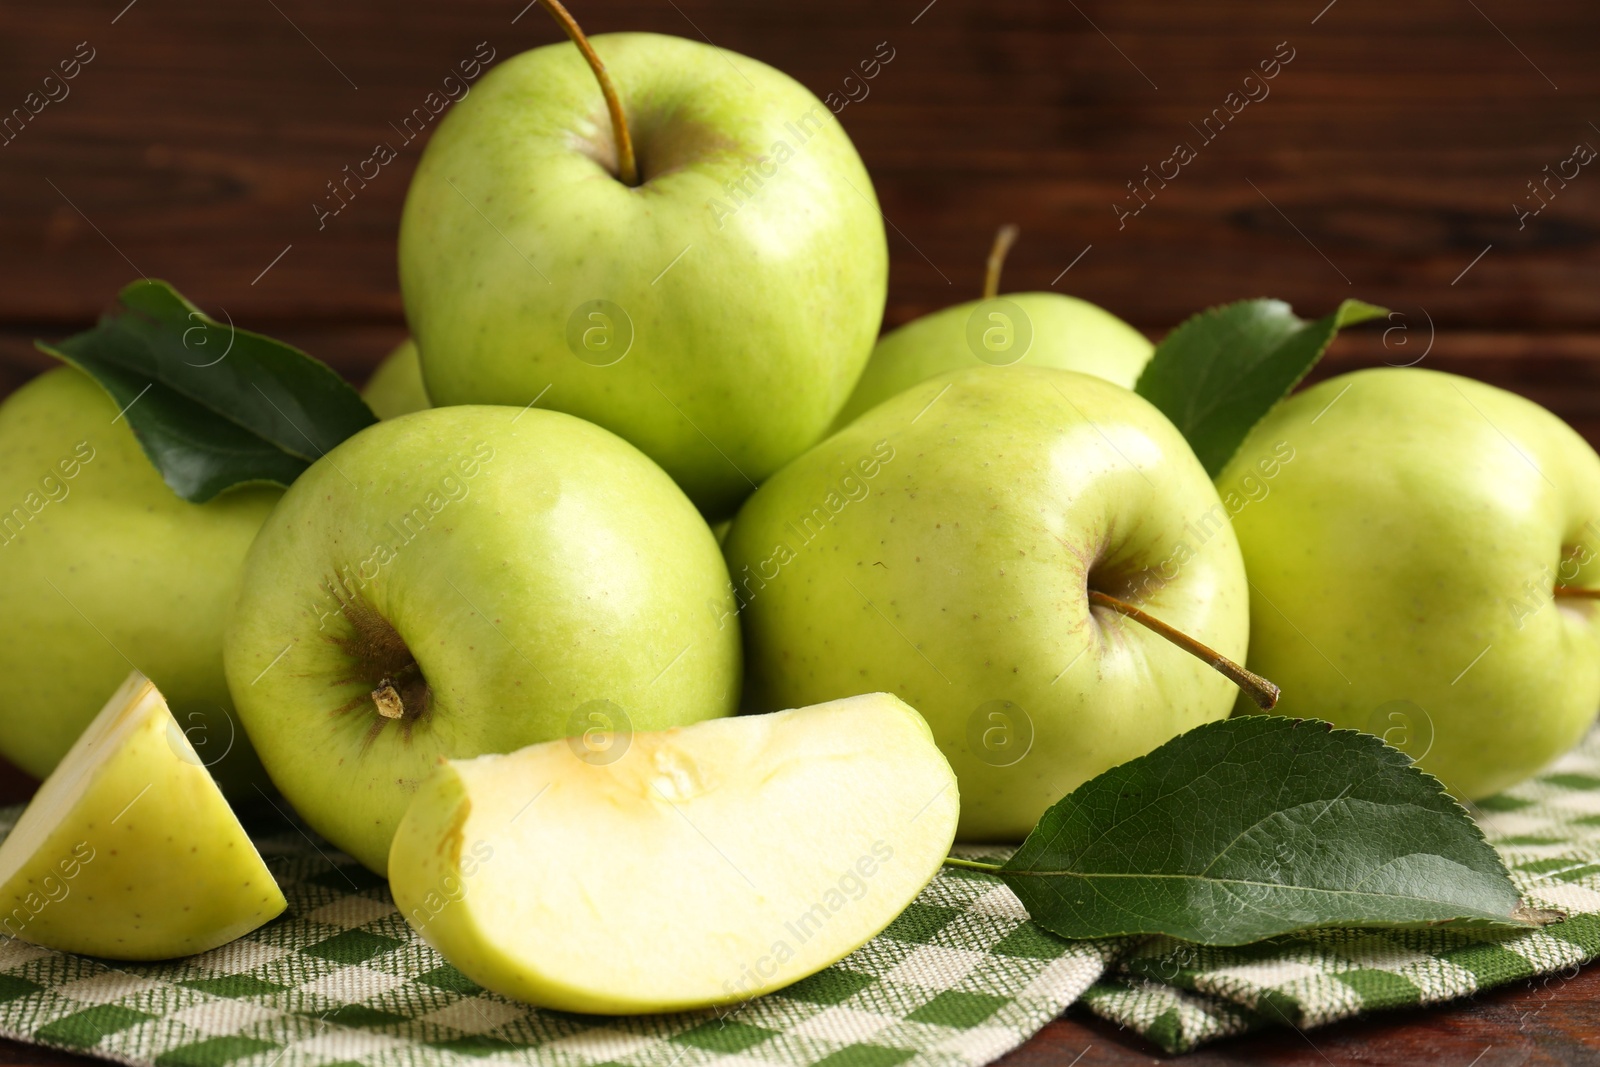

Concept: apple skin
[[224, 405, 742, 873], [0, 672, 284, 960], [400, 33, 888, 520], [0, 367, 278, 795], [1221, 367, 1600, 799], [725, 366, 1249, 839], [830, 292, 1153, 432], [361, 339, 430, 420], [388, 693, 958, 1014]]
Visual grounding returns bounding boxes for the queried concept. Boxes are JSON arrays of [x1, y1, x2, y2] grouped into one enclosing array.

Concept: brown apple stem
[[1088, 590, 1281, 710], [983, 224, 1020, 300], [538, 0, 639, 186], [371, 683, 404, 720], [1554, 585, 1600, 599]]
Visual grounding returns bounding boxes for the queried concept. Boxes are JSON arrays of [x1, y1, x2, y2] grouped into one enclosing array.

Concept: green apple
[[389, 692, 959, 1013], [361, 338, 430, 420], [832, 295, 1153, 432], [829, 229, 1151, 432], [0, 671, 284, 959], [725, 365, 1251, 839], [224, 405, 741, 873], [400, 31, 888, 519], [1222, 367, 1600, 798], [0, 367, 278, 794]]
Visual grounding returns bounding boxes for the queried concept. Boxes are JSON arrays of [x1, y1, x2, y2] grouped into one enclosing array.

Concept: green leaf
[[1135, 298, 1387, 477], [982, 716, 1539, 945], [37, 280, 376, 502]]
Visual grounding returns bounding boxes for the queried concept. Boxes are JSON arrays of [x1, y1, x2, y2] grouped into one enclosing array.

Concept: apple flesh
[[0, 367, 278, 795], [400, 33, 888, 518], [725, 366, 1250, 839], [388, 692, 959, 1013], [224, 405, 742, 873], [829, 292, 1153, 432], [1222, 367, 1600, 798], [361, 339, 431, 420], [0, 672, 284, 960]]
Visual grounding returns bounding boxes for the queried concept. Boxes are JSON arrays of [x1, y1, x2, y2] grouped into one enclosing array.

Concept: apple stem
[[1554, 585, 1600, 599], [1088, 590, 1281, 710], [943, 856, 1004, 873], [371, 683, 404, 720], [538, 0, 639, 187], [983, 224, 1020, 300]]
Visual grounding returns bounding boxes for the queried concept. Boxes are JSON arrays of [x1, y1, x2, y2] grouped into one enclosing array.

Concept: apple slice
[[0, 672, 285, 959], [389, 693, 960, 1013]]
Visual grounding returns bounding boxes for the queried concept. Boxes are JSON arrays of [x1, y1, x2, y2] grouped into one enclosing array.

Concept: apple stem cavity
[[983, 224, 1020, 301], [1088, 590, 1282, 710], [538, 0, 640, 187], [327, 590, 433, 731], [1554, 585, 1600, 599]]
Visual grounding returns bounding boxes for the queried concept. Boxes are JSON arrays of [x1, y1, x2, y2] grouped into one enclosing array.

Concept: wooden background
[[3, 0, 1600, 1063]]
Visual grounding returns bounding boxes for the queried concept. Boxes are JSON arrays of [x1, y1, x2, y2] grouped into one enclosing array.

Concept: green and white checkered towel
[[0, 831, 1111, 1067], [1, 723, 1598, 1064]]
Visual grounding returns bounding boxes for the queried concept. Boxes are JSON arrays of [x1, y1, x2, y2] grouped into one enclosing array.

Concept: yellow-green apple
[[725, 366, 1251, 839], [223, 405, 741, 872], [830, 227, 1151, 432], [0, 672, 284, 959], [388, 692, 958, 1013], [361, 339, 430, 419], [1222, 367, 1600, 798], [0, 367, 278, 794], [399, 31, 887, 519]]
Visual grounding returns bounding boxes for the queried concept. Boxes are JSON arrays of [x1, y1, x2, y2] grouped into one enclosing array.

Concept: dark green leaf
[[991, 716, 1539, 945], [37, 280, 376, 502], [1135, 298, 1387, 477]]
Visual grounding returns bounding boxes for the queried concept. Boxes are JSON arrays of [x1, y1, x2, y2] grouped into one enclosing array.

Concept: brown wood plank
[[0, 1041, 89, 1067]]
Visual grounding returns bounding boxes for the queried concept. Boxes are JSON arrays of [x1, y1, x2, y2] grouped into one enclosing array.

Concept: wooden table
[[2, 0, 1598, 1061]]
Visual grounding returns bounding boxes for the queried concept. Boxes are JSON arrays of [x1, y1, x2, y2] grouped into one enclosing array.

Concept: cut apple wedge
[[0, 672, 285, 959], [389, 693, 960, 1013]]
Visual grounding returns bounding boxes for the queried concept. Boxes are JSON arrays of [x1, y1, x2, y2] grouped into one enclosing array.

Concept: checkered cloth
[[2, 725, 1598, 1064], [1081, 722, 1600, 1053], [0, 834, 1111, 1067]]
